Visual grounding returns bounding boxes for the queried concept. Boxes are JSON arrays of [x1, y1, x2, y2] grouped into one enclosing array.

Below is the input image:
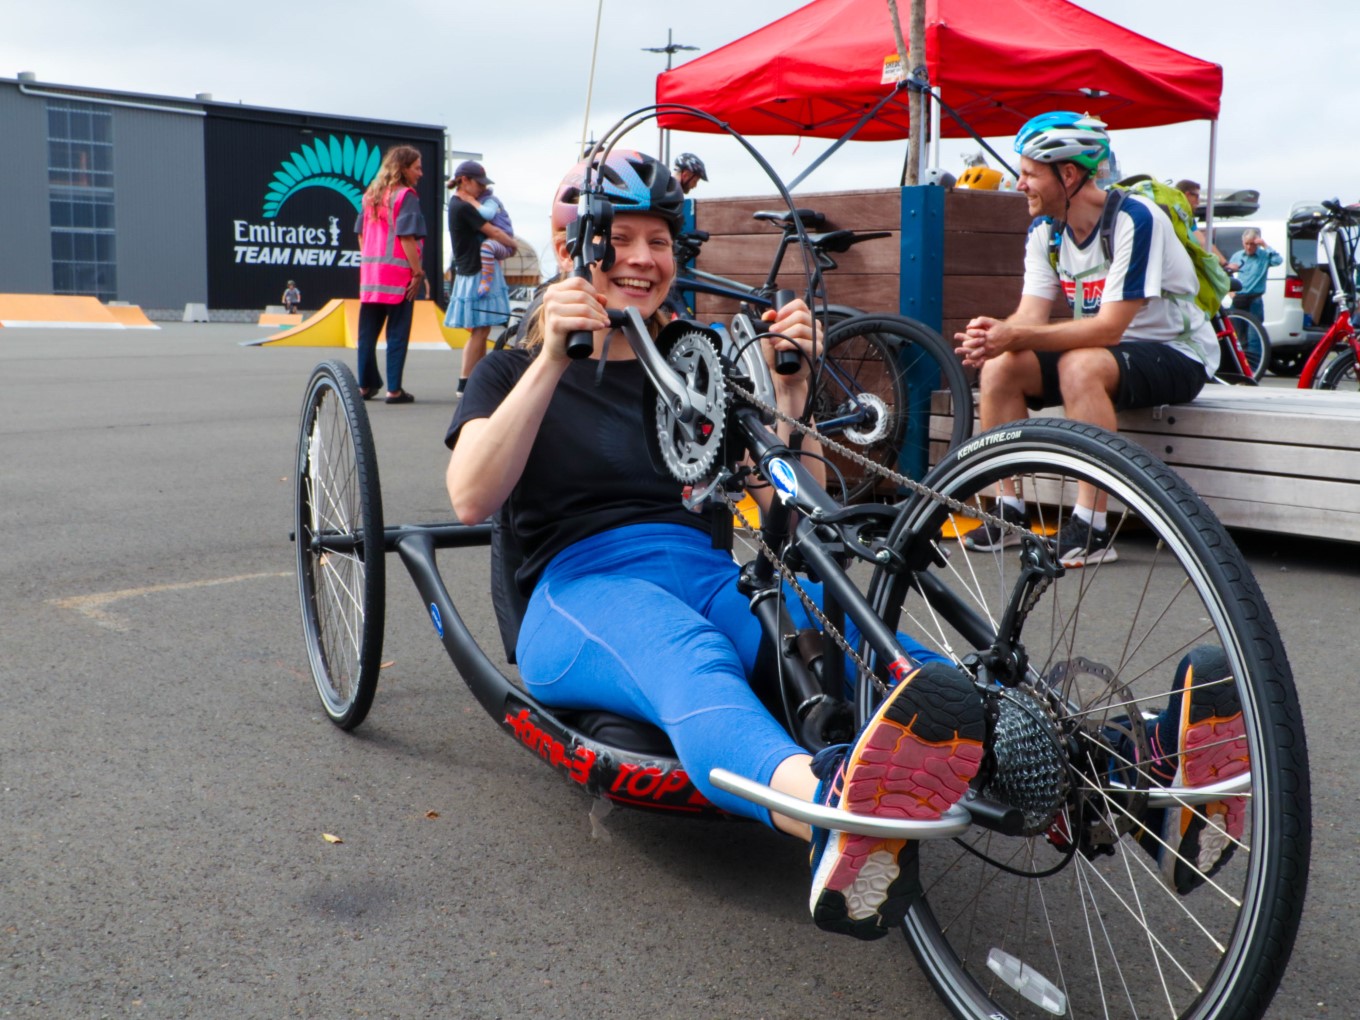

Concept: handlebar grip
[[564, 265, 596, 359], [565, 330, 595, 359], [772, 288, 801, 375]]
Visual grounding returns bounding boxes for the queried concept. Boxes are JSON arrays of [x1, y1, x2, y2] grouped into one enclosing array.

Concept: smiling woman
[[436, 144, 989, 945]]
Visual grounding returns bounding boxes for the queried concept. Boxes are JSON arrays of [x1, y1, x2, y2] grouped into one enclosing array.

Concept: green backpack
[[1047, 175, 1232, 317]]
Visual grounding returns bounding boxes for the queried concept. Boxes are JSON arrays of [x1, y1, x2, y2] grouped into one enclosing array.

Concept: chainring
[[653, 330, 729, 483]]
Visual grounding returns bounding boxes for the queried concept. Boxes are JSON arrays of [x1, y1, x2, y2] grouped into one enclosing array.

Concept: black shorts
[[1026, 342, 1208, 413]]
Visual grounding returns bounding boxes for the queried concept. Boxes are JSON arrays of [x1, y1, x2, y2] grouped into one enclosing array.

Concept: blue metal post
[[897, 186, 945, 480]]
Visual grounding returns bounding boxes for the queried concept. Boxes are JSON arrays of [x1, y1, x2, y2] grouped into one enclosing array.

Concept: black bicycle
[[294, 107, 1309, 1018], [674, 212, 974, 501], [295, 334, 1308, 1020]]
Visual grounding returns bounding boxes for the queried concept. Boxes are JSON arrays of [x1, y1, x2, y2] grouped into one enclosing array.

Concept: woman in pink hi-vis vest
[[356, 145, 427, 404]]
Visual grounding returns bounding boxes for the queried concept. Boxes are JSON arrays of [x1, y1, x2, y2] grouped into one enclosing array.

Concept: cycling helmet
[[957, 165, 1004, 190], [551, 149, 686, 233], [673, 152, 708, 181], [1013, 111, 1111, 171]]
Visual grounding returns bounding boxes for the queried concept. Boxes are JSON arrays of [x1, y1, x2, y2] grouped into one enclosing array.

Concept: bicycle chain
[[726, 378, 1035, 541], [720, 488, 883, 696], [707, 376, 1046, 700]]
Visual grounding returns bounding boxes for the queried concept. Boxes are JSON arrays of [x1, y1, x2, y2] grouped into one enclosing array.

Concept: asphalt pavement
[[1, 323, 1356, 1018]]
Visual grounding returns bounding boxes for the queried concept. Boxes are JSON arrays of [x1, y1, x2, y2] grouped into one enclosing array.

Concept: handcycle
[[1290, 199, 1360, 390], [672, 210, 975, 502], [292, 117, 1309, 1019]]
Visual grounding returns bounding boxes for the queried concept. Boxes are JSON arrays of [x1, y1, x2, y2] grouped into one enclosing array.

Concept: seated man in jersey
[[953, 112, 1219, 566]]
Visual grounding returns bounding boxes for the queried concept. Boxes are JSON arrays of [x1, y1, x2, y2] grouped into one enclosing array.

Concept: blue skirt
[[445, 263, 510, 328]]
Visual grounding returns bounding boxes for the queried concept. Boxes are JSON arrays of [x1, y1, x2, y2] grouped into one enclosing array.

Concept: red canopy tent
[[655, 0, 1221, 142]]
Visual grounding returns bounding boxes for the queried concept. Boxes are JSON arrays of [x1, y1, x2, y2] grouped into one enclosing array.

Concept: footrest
[[1143, 773, 1251, 807], [709, 768, 972, 838]]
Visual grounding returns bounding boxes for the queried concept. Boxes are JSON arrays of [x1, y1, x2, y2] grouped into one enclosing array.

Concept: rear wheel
[[295, 360, 385, 730], [812, 314, 973, 503], [1267, 347, 1306, 377], [864, 419, 1309, 1020], [1313, 346, 1358, 390], [1223, 310, 1270, 380]]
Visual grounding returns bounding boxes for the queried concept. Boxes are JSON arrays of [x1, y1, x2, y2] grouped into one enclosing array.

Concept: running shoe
[[963, 500, 1028, 552], [1053, 514, 1118, 567], [809, 662, 986, 940], [1133, 646, 1249, 894]]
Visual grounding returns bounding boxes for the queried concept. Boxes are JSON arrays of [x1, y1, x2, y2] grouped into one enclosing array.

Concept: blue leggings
[[516, 523, 942, 824]]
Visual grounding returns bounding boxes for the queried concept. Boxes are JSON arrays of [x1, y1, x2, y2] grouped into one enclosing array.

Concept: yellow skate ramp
[[0, 294, 156, 329], [248, 298, 469, 350]]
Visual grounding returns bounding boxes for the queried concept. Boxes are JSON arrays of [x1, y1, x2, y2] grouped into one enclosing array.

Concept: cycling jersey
[[1023, 194, 1219, 375]]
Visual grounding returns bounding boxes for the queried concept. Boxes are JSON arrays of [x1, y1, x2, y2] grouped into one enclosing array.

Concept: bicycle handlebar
[[772, 288, 800, 375]]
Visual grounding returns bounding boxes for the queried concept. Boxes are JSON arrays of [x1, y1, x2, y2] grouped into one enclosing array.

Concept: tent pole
[[930, 87, 942, 169], [886, 0, 915, 185], [909, 0, 927, 183], [1204, 119, 1218, 240]]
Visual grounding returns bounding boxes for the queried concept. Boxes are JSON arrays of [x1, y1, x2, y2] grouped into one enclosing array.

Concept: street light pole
[[643, 28, 699, 167]]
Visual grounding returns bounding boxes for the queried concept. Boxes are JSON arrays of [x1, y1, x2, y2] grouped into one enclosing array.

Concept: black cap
[[452, 160, 492, 185]]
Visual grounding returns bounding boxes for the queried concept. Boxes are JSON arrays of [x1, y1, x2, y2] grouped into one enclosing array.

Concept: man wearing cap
[[445, 160, 516, 395], [674, 153, 708, 196]]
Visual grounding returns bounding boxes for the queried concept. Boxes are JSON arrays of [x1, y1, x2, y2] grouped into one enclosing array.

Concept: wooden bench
[[930, 386, 1360, 544]]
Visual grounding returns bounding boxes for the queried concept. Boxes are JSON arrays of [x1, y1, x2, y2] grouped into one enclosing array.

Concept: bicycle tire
[[1267, 347, 1306, 377], [862, 419, 1308, 1020], [1223, 310, 1271, 381], [295, 360, 386, 730], [1313, 346, 1358, 390], [813, 314, 973, 503]]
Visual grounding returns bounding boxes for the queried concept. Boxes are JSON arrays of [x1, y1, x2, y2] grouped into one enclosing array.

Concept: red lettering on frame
[[503, 708, 594, 787], [626, 767, 664, 798]]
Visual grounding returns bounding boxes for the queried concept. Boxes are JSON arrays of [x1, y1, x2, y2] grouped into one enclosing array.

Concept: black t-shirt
[[448, 196, 488, 276], [445, 348, 707, 595]]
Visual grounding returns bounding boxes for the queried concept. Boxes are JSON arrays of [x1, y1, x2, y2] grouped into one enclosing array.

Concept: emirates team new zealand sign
[[203, 110, 441, 310]]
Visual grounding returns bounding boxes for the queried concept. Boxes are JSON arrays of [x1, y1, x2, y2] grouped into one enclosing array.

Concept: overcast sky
[[8, 0, 1355, 264]]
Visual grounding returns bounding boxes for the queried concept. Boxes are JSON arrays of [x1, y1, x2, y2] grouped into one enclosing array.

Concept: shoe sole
[[1058, 544, 1118, 568], [965, 532, 1024, 552], [1164, 650, 1248, 892], [811, 664, 985, 939]]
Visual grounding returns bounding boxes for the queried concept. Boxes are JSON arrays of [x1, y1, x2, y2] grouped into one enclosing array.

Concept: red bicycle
[[1211, 302, 1270, 384], [1292, 199, 1360, 390]]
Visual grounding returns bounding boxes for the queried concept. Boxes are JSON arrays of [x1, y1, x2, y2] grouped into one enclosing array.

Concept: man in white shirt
[[954, 112, 1218, 566]]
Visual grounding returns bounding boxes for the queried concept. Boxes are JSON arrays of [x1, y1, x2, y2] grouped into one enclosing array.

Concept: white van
[[1204, 202, 1331, 376]]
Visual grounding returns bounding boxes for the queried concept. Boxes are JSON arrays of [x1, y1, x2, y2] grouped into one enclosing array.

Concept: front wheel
[[1223, 310, 1270, 380], [811, 314, 973, 503], [1313, 345, 1358, 390], [865, 420, 1309, 1020], [295, 360, 385, 730]]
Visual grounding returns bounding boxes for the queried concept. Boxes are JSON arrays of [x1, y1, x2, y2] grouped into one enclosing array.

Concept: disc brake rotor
[[654, 330, 728, 483], [843, 392, 892, 445]]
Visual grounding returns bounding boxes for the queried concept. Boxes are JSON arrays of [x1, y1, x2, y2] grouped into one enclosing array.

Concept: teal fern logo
[[261, 135, 382, 218]]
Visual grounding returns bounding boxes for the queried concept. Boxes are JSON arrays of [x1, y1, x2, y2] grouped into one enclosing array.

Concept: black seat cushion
[[556, 710, 675, 756]]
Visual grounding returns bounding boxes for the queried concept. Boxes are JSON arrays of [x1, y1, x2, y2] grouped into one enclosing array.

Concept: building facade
[[0, 76, 444, 318]]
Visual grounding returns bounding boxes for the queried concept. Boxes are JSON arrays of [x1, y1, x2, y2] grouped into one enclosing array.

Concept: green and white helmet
[[1014, 112, 1111, 171]]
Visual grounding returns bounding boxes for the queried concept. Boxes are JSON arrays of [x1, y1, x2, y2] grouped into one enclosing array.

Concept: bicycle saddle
[[806, 229, 891, 253], [752, 209, 826, 229]]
